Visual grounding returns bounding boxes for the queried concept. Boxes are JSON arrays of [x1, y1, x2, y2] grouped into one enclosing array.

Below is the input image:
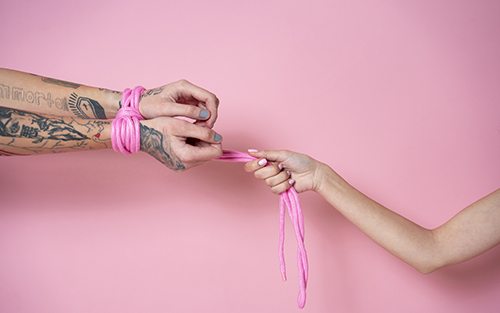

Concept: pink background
[[1, 0, 500, 312]]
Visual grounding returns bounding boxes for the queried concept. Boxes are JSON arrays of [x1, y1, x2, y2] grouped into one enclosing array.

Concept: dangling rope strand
[[215, 150, 308, 309]]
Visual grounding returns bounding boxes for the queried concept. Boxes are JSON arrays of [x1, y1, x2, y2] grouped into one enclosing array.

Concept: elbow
[[414, 264, 439, 275]]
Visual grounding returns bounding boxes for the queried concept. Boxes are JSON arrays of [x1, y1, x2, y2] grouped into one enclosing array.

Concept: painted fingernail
[[214, 133, 222, 142], [278, 164, 283, 170], [248, 149, 258, 153], [289, 179, 295, 185], [258, 159, 267, 166], [287, 170, 291, 176], [200, 110, 209, 118], [211, 122, 215, 128]]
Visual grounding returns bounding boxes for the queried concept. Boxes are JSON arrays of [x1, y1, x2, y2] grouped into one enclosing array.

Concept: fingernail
[[200, 110, 209, 119], [248, 149, 258, 153], [211, 122, 215, 128], [258, 159, 267, 166], [286, 170, 290, 176], [289, 179, 295, 185], [278, 164, 283, 170], [214, 133, 222, 142]]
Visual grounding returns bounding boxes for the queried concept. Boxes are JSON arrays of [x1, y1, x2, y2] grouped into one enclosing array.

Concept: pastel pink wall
[[1, 0, 499, 312]]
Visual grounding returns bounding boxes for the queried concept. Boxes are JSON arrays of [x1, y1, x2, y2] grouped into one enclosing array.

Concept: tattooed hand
[[139, 117, 222, 172], [138, 80, 219, 129]]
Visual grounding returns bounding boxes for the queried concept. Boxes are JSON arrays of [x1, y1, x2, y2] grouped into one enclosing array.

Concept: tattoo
[[0, 107, 88, 143], [140, 87, 164, 100], [140, 123, 185, 171], [0, 107, 109, 155], [98, 88, 121, 94], [68, 93, 107, 119], [0, 83, 68, 111], [41, 77, 81, 89]]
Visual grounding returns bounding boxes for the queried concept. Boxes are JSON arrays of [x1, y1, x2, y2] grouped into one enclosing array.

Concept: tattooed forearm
[[140, 123, 185, 171], [0, 107, 88, 143], [68, 93, 107, 119], [0, 106, 110, 155], [0, 83, 69, 111]]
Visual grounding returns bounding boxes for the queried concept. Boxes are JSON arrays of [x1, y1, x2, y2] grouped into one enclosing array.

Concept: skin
[[0, 68, 223, 171], [0, 68, 219, 127], [244, 149, 500, 274]]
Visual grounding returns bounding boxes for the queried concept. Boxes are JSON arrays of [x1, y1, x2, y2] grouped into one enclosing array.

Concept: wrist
[[315, 163, 346, 197]]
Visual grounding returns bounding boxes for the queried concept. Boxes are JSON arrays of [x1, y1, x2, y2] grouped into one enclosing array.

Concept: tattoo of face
[[140, 87, 164, 101], [69, 93, 107, 119], [0, 107, 89, 143], [140, 123, 185, 171], [41, 77, 81, 89]]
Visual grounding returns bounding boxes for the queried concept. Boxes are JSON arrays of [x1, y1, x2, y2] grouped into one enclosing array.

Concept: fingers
[[170, 119, 222, 144], [139, 80, 219, 128], [244, 157, 294, 194], [174, 80, 219, 128], [159, 102, 212, 121], [247, 149, 292, 164]]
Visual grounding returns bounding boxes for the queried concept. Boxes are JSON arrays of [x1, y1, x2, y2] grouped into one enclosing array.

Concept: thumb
[[247, 149, 292, 163]]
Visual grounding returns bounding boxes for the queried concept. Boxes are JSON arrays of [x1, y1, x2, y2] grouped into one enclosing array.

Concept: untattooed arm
[[245, 149, 500, 274]]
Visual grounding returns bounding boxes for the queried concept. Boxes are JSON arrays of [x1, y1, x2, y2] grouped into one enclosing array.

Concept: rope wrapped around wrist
[[111, 86, 146, 155]]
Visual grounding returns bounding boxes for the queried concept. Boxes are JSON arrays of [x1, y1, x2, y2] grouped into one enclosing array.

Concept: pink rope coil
[[215, 149, 309, 309], [111, 86, 146, 154]]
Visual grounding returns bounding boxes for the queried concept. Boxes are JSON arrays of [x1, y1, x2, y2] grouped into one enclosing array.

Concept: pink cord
[[215, 149, 309, 309], [111, 86, 146, 154]]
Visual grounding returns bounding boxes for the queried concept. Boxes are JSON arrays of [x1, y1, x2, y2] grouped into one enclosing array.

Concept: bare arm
[[245, 149, 500, 274]]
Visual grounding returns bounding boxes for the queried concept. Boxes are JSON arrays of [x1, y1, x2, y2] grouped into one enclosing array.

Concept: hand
[[138, 80, 219, 129], [139, 117, 222, 172], [244, 149, 325, 194]]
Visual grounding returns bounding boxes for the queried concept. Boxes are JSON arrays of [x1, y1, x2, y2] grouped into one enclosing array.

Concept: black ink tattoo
[[68, 93, 107, 119], [98, 88, 121, 94], [140, 123, 185, 171], [0, 107, 88, 144], [41, 77, 81, 89], [140, 87, 164, 100], [0, 83, 69, 111]]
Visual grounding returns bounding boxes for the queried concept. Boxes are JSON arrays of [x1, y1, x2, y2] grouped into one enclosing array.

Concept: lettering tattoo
[[0, 83, 68, 111], [68, 93, 107, 119], [41, 77, 81, 89], [140, 123, 185, 171], [140, 87, 164, 100]]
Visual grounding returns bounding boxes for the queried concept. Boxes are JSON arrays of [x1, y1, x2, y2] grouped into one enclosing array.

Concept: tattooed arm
[[0, 106, 111, 155], [0, 68, 121, 119], [0, 68, 220, 127], [0, 106, 223, 171]]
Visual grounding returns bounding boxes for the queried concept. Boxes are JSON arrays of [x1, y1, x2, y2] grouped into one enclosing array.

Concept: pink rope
[[111, 86, 146, 154], [215, 149, 309, 309]]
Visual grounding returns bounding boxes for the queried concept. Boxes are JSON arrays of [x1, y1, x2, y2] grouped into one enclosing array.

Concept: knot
[[111, 86, 146, 155]]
